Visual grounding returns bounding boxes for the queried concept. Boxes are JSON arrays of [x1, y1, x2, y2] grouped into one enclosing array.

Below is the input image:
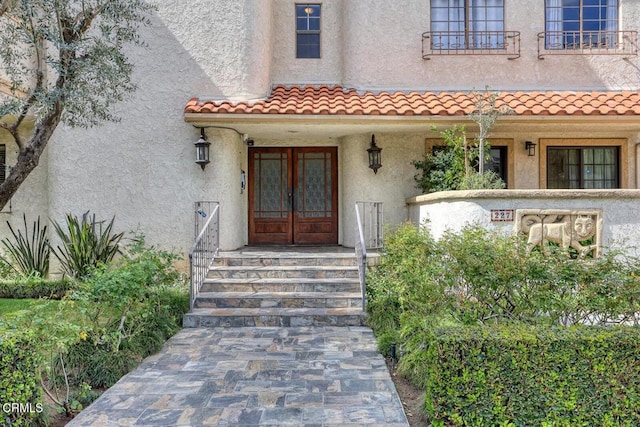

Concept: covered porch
[[183, 85, 640, 251]]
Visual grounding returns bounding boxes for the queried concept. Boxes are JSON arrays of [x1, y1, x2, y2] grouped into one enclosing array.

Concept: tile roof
[[185, 85, 640, 117]]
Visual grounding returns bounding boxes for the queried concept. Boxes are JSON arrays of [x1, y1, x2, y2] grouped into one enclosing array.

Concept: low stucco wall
[[407, 189, 640, 256]]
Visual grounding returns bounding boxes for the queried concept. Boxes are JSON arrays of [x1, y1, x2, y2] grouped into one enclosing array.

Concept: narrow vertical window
[[296, 4, 321, 58]]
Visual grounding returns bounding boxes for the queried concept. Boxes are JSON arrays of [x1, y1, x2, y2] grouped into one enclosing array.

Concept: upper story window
[[430, 0, 505, 50], [296, 4, 321, 58], [544, 0, 619, 50]]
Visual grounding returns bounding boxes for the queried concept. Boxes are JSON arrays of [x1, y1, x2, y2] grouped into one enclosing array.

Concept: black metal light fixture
[[525, 140, 536, 157], [195, 128, 211, 170], [367, 134, 382, 174]]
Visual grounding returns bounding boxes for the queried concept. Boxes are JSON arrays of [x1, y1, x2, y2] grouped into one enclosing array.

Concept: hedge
[[0, 278, 75, 299], [424, 325, 640, 427], [0, 330, 44, 427]]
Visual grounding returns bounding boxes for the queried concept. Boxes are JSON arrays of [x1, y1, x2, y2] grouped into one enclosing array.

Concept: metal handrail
[[537, 30, 638, 59], [355, 203, 368, 312], [355, 201, 384, 312], [422, 30, 521, 59], [189, 202, 220, 311]]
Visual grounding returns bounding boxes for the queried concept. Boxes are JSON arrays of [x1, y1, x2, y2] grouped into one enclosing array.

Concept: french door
[[248, 147, 338, 245]]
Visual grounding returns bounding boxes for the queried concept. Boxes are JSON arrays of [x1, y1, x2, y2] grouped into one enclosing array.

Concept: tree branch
[[40, 376, 64, 407], [0, 0, 12, 18]]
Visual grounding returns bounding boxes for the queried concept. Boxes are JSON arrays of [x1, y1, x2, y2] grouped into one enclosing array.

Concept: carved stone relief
[[515, 209, 602, 258]]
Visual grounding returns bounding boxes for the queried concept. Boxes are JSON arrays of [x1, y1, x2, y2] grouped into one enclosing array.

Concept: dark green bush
[[368, 223, 640, 330], [60, 239, 188, 388], [366, 222, 447, 357], [0, 330, 44, 427], [0, 278, 75, 299], [412, 126, 467, 193], [367, 223, 640, 424], [423, 325, 640, 427]]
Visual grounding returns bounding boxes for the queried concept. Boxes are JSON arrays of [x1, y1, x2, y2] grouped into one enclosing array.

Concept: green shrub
[[371, 224, 640, 327], [438, 226, 555, 325], [422, 325, 640, 427], [1, 214, 50, 278], [367, 222, 640, 422], [412, 126, 467, 193], [458, 170, 506, 190], [52, 211, 124, 279], [0, 330, 44, 427], [0, 256, 15, 279], [366, 222, 449, 350], [61, 238, 188, 387], [0, 278, 75, 299]]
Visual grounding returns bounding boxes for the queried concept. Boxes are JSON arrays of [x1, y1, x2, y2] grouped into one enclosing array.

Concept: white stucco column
[[203, 129, 246, 250]]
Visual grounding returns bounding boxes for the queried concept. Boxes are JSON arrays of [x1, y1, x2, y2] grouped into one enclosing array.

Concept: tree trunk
[[0, 111, 62, 211]]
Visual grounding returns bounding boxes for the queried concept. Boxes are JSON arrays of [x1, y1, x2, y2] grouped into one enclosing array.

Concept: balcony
[[422, 31, 521, 60], [537, 30, 638, 59]]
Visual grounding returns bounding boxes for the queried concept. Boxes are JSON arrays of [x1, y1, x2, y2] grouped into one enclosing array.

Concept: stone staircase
[[182, 247, 369, 328]]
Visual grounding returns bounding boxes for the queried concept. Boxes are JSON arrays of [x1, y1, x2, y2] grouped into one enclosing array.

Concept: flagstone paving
[[67, 326, 409, 426]]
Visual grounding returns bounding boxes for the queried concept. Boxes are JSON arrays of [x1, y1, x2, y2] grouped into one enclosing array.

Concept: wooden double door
[[249, 147, 338, 245]]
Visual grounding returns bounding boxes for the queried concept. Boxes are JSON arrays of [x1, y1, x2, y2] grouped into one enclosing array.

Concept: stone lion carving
[[520, 213, 598, 257]]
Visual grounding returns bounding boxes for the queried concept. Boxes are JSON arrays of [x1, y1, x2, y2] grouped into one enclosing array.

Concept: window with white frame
[[430, 0, 505, 50], [296, 4, 321, 58], [544, 0, 619, 49]]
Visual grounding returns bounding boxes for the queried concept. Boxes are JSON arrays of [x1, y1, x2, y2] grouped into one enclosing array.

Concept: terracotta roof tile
[[184, 85, 640, 117]]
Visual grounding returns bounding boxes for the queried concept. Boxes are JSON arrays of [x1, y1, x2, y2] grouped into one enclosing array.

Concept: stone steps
[[200, 277, 361, 293], [183, 248, 368, 328], [183, 307, 365, 328], [206, 265, 359, 279], [214, 253, 358, 267], [194, 291, 363, 309]]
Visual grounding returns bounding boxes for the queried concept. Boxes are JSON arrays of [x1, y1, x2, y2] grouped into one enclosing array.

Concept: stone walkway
[[68, 327, 409, 426]]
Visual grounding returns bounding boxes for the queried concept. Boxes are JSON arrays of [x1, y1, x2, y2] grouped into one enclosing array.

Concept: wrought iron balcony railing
[[422, 31, 521, 60], [537, 30, 638, 59]]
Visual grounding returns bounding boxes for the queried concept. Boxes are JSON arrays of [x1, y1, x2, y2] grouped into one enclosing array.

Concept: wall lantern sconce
[[367, 134, 382, 174], [195, 128, 211, 170], [525, 140, 536, 157]]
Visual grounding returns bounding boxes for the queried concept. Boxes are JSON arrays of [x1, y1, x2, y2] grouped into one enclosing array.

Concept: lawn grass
[[0, 298, 67, 332]]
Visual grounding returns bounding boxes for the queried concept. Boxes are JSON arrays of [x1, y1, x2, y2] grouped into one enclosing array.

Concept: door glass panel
[[297, 152, 332, 218], [254, 152, 288, 218]]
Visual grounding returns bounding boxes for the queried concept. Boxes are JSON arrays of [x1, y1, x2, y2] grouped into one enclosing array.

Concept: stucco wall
[[3, 1, 640, 271], [271, 0, 640, 91], [154, 0, 273, 99], [272, 0, 344, 85], [341, 133, 425, 247], [407, 189, 640, 256], [45, 2, 271, 265]]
